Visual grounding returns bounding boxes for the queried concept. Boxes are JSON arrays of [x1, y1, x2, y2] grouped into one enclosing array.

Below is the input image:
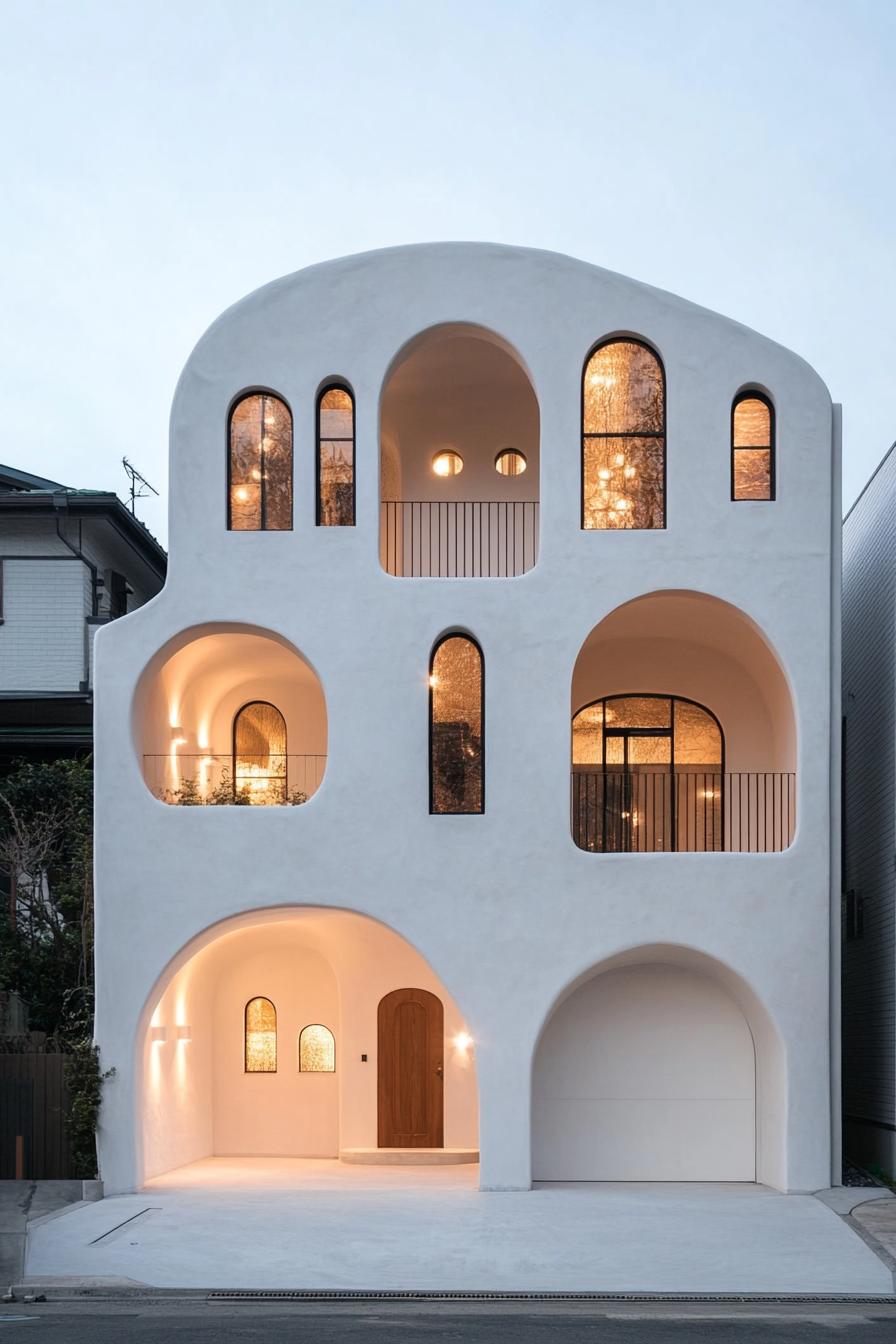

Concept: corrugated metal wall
[[842, 443, 896, 1164]]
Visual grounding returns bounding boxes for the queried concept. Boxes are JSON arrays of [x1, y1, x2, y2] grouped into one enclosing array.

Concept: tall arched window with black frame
[[732, 392, 775, 501], [429, 634, 484, 814], [317, 386, 355, 526]]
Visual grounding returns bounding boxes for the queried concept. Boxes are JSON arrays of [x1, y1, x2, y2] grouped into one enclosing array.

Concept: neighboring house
[[842, 441, 896, 1172], [93, 243, 841, 1197], [0, 465, 166, 766]]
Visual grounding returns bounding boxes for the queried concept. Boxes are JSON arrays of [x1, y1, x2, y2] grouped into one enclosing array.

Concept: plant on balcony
[[158, 767, 307, 806]]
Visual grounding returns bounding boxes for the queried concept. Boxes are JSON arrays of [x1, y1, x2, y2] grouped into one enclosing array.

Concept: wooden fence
[[0, 1052, 76, 1179]]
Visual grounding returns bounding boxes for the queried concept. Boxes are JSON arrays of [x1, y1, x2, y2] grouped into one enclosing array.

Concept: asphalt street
[[3, 1302, 896, 1341]]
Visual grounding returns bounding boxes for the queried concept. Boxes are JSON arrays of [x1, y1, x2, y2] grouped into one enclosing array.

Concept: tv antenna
[[122, 458, 159, 516]]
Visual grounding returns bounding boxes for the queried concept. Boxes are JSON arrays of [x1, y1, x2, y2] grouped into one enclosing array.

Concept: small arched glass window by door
[[317, 386, 355, 526], [298, 1024, 336, 1072], [429, 634, 484, 814], [582, 340, 665, 530], [732, 392, 775, 500], [245, 997, 277, 1072], [228, 392, 293, 530], [233, 701, 287, 805], [571, 694, 723, 853]]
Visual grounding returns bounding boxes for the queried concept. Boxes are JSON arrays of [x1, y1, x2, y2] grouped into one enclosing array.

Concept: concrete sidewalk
[[22, 1158, 896, 1295], [1, 1181, 87, 1287]]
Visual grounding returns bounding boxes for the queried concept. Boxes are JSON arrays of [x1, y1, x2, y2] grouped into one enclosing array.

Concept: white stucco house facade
[[93, 243, 841, 1197]]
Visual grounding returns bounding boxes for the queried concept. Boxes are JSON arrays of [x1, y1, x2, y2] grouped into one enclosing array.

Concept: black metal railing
[[571, 769, 796, 853], [380, 500, 539, 577]]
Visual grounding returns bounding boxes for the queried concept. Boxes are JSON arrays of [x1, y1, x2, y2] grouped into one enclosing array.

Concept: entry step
[[339, 1147, 479, 1166]]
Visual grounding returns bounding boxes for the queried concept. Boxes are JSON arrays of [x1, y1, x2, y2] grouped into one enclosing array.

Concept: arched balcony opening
[[135, 625, 327, 805], [379, 323, 540, 577], [570, 591, 796, 852]]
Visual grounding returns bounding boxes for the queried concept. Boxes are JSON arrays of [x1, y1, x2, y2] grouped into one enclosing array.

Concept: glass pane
[[319, 439, 355, 525], [229, 393, 292, 530], [627, 735, 672, 766], [496, 449, 527, 477], [733, 448, 772, 501], [674, 699, 723, 766], [299, 1024, 335, 1072], [583, 435, 664, 529], [320, 387, 354, 442], [605, 696, 671, 729], [245, 997, 277, 1072], [733, 397, 770, 448], [604, 735, 624, 765], [583, 341, 664, 436], [433, 451, 464, 477], [431, 636, 483, 813], [572, 703, 603, 765], [234, 702, 287, 805]]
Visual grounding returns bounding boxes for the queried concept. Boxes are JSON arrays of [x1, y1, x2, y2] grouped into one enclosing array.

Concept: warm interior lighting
[[432, 450, 463, 477], [495, 448, 527, 477], [298, 1024, 336, 1073], [151, 1026, 167, 1045], [233, 486, 249, 503], [176, 1025, 192, 1042], [428, 674, 439, 688], [245, 997, 277, 1072], [453, 1031, 473, 1052]]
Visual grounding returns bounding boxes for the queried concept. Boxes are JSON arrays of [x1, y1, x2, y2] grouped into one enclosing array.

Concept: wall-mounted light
[[453, 1031, 473, 1053], [170, 727, 187, 747], [151, 1026, 167, 1045], [176, 1025, 192, 1043]]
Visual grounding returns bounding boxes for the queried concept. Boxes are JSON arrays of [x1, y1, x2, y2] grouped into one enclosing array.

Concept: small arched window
[[429, 634, 484, 814], [233, 701, 287, 805], [317, 386, 355, 526], [582, 340, 665, 530], [245, 997, 277, 1072], [298, 1024, 336, 1072], [732, 392, 774, 501], [228, 392, 292, 530]]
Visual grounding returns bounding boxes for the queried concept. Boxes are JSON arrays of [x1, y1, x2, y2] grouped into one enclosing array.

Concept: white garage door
[[532, 963, 755, 1181]]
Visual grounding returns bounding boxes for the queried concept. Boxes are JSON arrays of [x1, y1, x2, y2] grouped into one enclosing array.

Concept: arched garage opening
[[532, 945, 786, 1187], [139, 908, 478, 1186]]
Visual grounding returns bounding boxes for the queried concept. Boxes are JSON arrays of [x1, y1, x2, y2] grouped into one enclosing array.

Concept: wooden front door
[[377, 988, 444, 1148]]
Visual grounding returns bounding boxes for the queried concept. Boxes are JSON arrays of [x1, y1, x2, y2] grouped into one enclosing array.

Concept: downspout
[[53, 493, 98, 691], [830, 404, 843, 1185]]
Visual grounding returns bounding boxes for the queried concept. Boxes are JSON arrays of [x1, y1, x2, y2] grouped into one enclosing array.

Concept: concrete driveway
[[23, 1158, 895, 1295]]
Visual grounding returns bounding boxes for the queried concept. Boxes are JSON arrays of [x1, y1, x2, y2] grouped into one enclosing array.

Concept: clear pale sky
[[2, 0, 893, 544]]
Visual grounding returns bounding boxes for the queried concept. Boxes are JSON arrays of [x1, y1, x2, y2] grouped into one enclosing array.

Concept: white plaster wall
[[93, 243, 837, 1195], [532, 963, 755, 1181]]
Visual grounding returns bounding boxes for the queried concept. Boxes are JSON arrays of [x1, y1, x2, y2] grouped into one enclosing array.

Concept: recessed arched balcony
[[380, 323, 540, 577], [135, 626, 327, 805], [571, 592, 796, 852]]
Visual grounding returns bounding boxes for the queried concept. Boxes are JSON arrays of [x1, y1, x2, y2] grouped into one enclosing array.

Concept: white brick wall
[[0, 558, 88, 691]]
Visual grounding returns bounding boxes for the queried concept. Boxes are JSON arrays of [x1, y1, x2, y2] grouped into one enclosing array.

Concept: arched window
[[582, 340, 665, 530], [732, 392, 774, 501], [228, 392, 292, 531], [572, 694, 723, 852], [233, 701, 287, 805], [298, 1024, 336, 1072], [429, 634, 484, 814], [317, 386, 355, 526], [245, 997, 277, 1072]]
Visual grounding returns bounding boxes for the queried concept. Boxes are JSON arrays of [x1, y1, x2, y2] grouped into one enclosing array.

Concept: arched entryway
[[532, 946, 785, 1185], [138, 908, 478, 1185]]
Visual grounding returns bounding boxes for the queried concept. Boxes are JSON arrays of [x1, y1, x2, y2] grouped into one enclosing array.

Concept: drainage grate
[[89, 1208, 159, 1245], [207, 1291, 896, 1304]]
